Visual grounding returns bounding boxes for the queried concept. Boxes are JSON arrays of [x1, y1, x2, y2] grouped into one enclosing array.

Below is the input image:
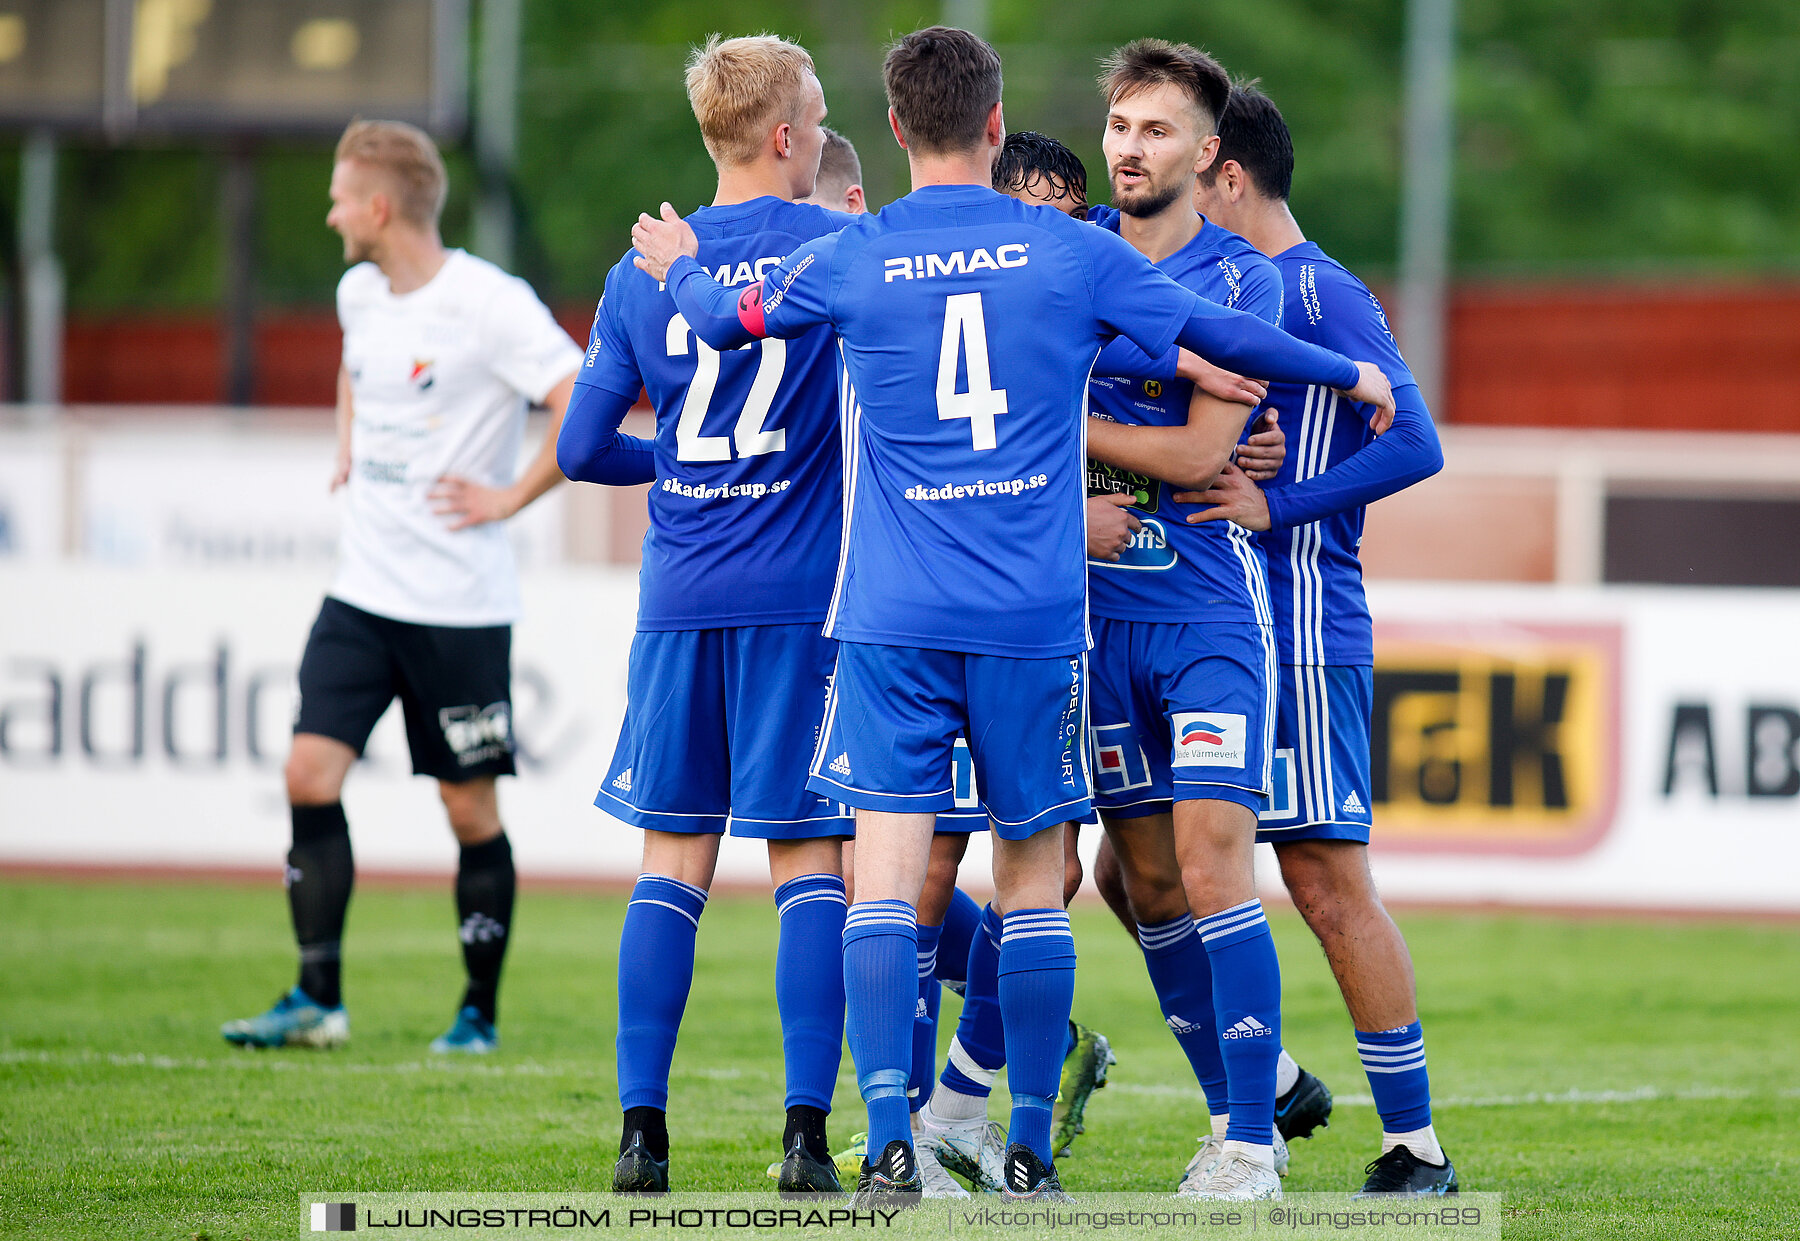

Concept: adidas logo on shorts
[[1222, 1015, 1273, 1040], [915, 996, 929, 1019], [828, 753, 852, 777], [612, 768, 632, 792], [1341, 790, 1366, 815]]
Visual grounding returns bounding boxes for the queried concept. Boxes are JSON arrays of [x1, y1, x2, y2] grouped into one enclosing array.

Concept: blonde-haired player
[[223, 120, 582, 1057], [556, 34, 866, 1194]]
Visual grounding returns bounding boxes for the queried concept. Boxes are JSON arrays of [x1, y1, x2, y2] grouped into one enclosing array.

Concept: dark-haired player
[[1178, 83, 1455, 1197], [632, 26, 1394, 1202]]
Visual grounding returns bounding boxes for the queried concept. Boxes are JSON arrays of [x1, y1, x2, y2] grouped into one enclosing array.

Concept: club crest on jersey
[[1171, 711, 1247, 768], [883, 243, 1029, 282], [409, 358, 435, 391], [1143, 379, 1162, 398]]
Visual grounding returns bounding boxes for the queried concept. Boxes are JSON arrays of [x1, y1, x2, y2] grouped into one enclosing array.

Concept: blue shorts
[[807, 642, 1090, 840], [1087, 616, 1274, 818], [598, 625, 852, 840], [1257, 664, 1373, 844]]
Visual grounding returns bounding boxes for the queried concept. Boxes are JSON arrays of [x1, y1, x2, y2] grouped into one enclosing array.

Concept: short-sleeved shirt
[[579, 197, 851, 630], [330, 250, 582, 626], [1082, 207, 1285, 627], [1258, 244, 1417, 665], [719, 184, 1203, 659]]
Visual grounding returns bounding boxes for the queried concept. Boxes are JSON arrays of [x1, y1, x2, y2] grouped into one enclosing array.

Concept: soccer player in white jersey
[[1179, 83, 1455, 1196], [222, 120, 582, 1056]]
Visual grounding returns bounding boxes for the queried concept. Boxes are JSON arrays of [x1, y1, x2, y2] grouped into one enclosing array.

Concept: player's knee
[[1279, 840, 1374, 906], [439, 780, 501, 843], [285, 752, 341, 806]]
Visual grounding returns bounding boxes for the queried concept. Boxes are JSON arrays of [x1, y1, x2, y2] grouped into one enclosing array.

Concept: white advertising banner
[[69, 421, 567, 572], [2, 571, 1798, 911]]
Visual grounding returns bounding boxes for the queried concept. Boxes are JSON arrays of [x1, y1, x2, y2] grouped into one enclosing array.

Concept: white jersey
[[329, 249, 582, 626]]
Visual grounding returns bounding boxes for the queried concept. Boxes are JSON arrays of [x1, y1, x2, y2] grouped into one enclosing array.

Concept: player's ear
[[887, 107, 908, 150], [1195, 134, 1220, 177], [985, 101, 1005, 149], [774, 120, 792, 160], [847, 185, 866, 214]]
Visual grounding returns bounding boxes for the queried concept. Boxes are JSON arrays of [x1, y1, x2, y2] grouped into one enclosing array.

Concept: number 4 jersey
[[670, 184, 1205, 659], [580, 197, 852, 630]]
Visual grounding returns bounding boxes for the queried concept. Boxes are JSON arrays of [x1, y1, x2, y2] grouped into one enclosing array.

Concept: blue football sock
[[1357, 1020, 1433, 1134], [843, 899, 918, 1156], [910, 922, 943, 1112], [936, 887, 982, 995], [1196, 899, 1281, 1147], [774, 873, 847, 1113], [1137, 915, 1229, 1116], [616, 874, 708, 1110], [998, 908, 1076, 1163], [939, 903, 1006, 1098]]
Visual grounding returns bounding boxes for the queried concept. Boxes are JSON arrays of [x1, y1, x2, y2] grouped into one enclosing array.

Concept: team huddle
[[222, 23, 1455, 1207]]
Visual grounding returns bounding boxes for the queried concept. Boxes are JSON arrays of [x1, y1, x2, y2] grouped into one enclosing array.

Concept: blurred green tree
[[5, 0, 1796, 315]]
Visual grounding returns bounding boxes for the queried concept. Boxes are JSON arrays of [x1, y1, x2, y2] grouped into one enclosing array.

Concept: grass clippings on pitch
[[2, 878, 1797, 1240]]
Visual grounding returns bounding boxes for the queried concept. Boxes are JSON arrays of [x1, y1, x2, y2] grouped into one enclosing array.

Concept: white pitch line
[[5, 1052, 1794, 1108], [1107, 1081, 1800, 1108]]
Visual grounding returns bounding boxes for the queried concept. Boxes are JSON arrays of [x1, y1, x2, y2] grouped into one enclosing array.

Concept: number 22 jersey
[[581, 197, 852, 631]]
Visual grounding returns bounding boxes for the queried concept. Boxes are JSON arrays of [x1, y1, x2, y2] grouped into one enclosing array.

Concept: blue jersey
[[672, 185, 1204, 658], [1082, 206, 1284, 627], [1258, 243, 1435, 665], [580, 197, 850, 630]]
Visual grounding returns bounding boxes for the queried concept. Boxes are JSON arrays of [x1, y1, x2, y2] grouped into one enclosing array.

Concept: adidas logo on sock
[[1342, 790, 1366, 815], [1166, 1013, 1203, 1034], [612, 768, 632, 791], [1222, 1015, 1273, 1040], [828, 752, 852, 777]]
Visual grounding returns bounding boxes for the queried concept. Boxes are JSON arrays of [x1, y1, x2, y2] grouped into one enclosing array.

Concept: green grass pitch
[[3, 877, 1798, 1239]]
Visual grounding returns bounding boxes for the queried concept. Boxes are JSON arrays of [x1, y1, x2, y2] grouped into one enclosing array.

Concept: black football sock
[[288, 802, 354, 1009], [783, 1104, 831, 1164], [454, 832, 516, 1024], [622, 1106, 670, 1161]]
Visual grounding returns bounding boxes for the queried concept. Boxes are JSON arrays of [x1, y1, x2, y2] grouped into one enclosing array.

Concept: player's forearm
[[557, 380, 657, 485], [508, 372, 578, 512], [335, 366, 354, 453], [1094, 336, 1180, 383], [667, 255, 760, 351], [1262, 385, 1443, 529], [1087, 395, 1247, 491], [1175, 300, 1360, 390]]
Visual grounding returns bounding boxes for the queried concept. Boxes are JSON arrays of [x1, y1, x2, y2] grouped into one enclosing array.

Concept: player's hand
[[430, 475, 520, 531], [1236, 409, 1283, 481], [1173, 462, 1270, 531], [1175, 349, 1269, 406], [330, 448, 352, 492], [630, 203, 699, 283], [1087, 492, 1141, 562], [1343, 361, 1395, 435]]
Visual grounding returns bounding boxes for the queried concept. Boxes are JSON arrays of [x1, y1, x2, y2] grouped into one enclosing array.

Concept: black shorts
[[294, 597, 515, 782]]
